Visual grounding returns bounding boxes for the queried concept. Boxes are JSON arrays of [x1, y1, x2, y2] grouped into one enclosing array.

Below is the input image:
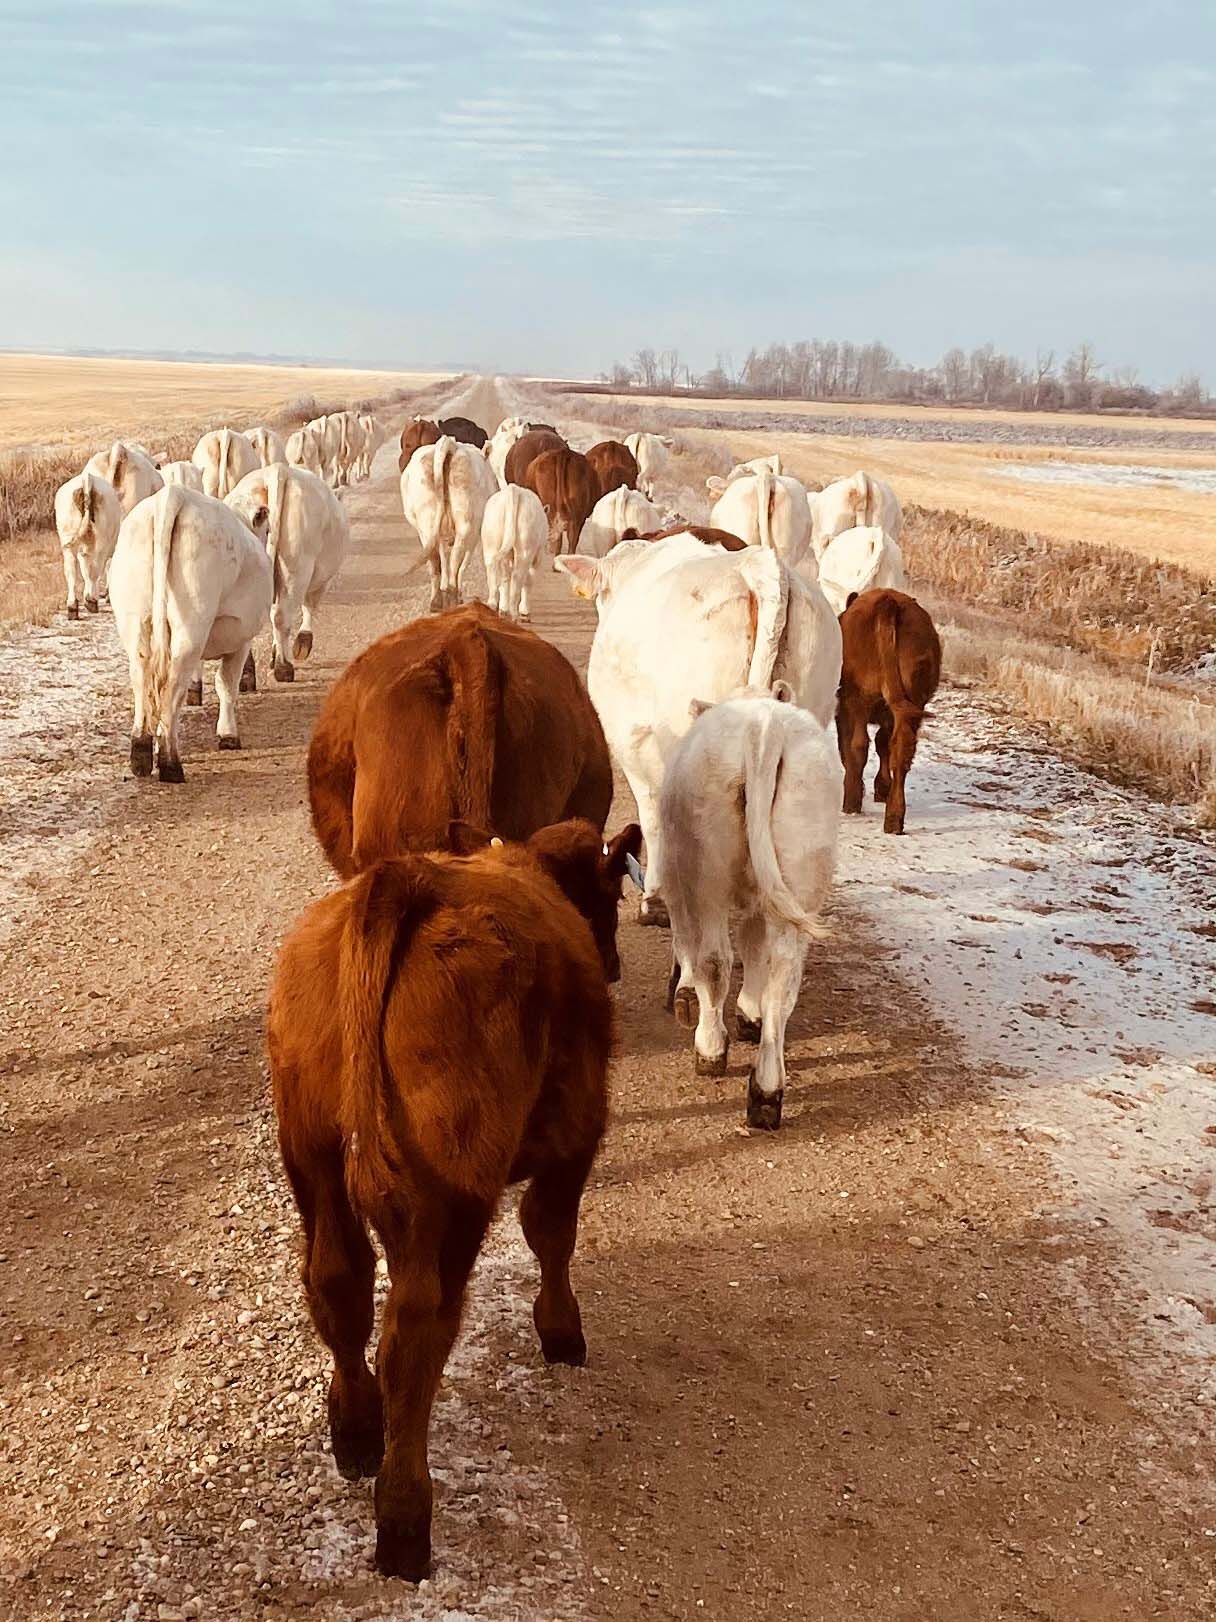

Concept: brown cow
[[523, 446, 599, 556], [437, 415, 487, 449], [503, 427, 566, 486], [585, 439, 639, 498], [398, 416, 440, 473], [269, 815, 642, 1579], [621, 523, 748, 552], [308, 602, 614, 876], [836, 588, 942, 835]]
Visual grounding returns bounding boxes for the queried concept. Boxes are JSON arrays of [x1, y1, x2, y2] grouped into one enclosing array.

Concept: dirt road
[[1, 379, 1213, 1621]]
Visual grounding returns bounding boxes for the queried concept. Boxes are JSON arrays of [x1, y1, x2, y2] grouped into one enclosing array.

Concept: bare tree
[[1031, 348, 1055, 409], [1063, 341, 1102, 408], [632, 348, 658, 389], [940, 347, 969, 401]]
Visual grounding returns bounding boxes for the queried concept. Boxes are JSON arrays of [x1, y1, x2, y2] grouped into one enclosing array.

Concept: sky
[[2, 1, 1213, 382]]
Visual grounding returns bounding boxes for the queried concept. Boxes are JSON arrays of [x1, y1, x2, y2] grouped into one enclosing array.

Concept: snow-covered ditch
[[996, 458, 1216, 493], [841, 686, 1216, 1377]]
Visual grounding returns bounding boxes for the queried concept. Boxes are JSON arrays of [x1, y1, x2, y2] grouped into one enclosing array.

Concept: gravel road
[[1, 379, 1213, 1622]]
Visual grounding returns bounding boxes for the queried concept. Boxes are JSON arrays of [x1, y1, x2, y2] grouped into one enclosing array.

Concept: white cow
[[159, 460, 204, 490], [576, 485, 663, 558], [485, 416, 533, 485], [247, 425, 287, 467], [53, 471, 122, 618], [108, 486, 273, 780], [83, 441, 163, 515], [623, 431, 674, 499], [401, 435, 497, 612], [227, 463, 350, 681], [662, 687, 841, 1129], [354, 413, 385, 479], [286, 425, 323, 477], [810, 470, 902, 558], [192, 428, 259, 500], [334, 411, 365, 485], [705, 453, 782, 497], [307, 415, 344, 486], [555, 533, 841, 924], [709, 467, 813, 567], [816, 526, 906, 615], [481, 484, 548, 622]]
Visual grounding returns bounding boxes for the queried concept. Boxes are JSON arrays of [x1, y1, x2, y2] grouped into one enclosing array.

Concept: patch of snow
[[995, 459, 1216, 494], [842, 687, 1216, 1371]]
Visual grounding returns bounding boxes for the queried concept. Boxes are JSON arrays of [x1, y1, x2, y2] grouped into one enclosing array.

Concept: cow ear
[[771, 680, 795, 704], [554, 555, 600, 598], [600, 823, 642, 880], [448, 819, 495, 853], [688, 697, 713, 720], [845, 591, 859, 611], [706, 476, 726, 496]]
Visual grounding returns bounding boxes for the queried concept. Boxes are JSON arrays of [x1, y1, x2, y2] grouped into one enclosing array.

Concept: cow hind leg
[[734, 909, 769, 1044], [883, 713, 920, 835], [375, 1201, 492, 1581], [62, 550, 80, 619], [284, 1143, 383, 1481], [239, 649, 257, 693], [873, 714, 893, 802], [519, 1150, 596, 1366], [126, 647, 153, 777], [215, 645, 250, 750], [79, 551, 100, 614], [836, 696, 870, 815], [293, 598, 316, 662], [689, 917, 732, 1077], [423, 549, 444, 614], [746, 925, 806, 1130]]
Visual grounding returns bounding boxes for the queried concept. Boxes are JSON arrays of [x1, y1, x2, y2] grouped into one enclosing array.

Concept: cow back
[[585, 440, 639, 498], [504, 428, 566, 486], [437, 415, 488, 449], [307, 603, 612, 876]]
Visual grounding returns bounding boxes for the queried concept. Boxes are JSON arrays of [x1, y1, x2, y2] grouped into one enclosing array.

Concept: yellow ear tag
[[574, 583, 592, 599]]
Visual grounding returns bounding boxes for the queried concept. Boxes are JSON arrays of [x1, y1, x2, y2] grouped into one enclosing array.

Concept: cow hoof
[[428, 592, 444, 613], [374, 1518, 431, 1583], [158, 757, 185, 784], [293, 629, 314, 662], [746, 1076, 783, 1130], [538, 1326, 587, 1367], [638, 897, 669, 928], [217, 735, 241, 751], [273, 659, 295, 683], [129, 735, 154, 777], [694, 1048, 728, 1078], [735, 1012, 762, 1044], [842, 801, 864, 816], [66, 603, 80, 621], [883, 817, 906, 836], [84, 596, 100, 614], [186, 680, 203, 707], [673, 986, 698, 1029]]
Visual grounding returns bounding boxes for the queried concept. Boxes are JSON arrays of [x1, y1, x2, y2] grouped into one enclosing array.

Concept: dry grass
[[944, 621, 1216, 816], [901, 505, 1216, 675], [0, 353, 450, 454]]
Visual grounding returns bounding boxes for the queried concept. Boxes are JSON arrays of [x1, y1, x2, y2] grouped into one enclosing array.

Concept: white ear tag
[[490, 837, 503, 848]]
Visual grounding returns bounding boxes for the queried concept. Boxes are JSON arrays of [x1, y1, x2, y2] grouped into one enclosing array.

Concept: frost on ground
[[996, 459, 1216, 494], [841, 685, 1216, 1378], [0, 617, 131, 942]]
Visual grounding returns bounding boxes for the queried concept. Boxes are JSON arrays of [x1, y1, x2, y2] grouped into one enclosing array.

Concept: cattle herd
[[52, 396, 942, 1583]]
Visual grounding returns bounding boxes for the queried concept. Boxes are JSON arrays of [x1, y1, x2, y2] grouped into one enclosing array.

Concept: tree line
[[602, 341, 1210, 416]]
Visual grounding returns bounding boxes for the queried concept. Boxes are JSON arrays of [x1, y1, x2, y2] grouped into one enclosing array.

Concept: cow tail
[[755, 468, 777, 553], [433, 433, 455, 494], [339, 859, 437, 1215], [743, 550, 789, 691], [861, 471, 875, 527], [266, 462, 289, 589], [744, 711, 829, 939], [505, 483, 523, 567], [444, 625, 499, 827], [78, 471, 96, 532], [109, 442, 127, 498], [149, 485, 184, 722], [875, 594, 913, 716]]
